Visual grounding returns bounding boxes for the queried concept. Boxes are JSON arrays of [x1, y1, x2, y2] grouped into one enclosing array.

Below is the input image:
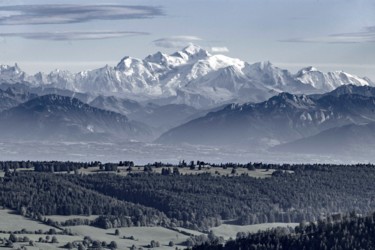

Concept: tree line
[[193, 212, 375, 250]]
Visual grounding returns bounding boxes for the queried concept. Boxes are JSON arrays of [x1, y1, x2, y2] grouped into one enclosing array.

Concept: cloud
[[153, 36, 202, 48], [282, 26, 375, 44], [0, 4, 163, 25], [0, 31, 149, 41], [211, 47, 229, 53]]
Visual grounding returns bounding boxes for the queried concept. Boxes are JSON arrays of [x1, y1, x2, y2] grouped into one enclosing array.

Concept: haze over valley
[[0, 45, 374, 162]]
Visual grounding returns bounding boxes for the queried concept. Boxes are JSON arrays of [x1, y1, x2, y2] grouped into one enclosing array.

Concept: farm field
[[151, 167, 281, 178], [78, 165, 288, 179], [0, 209, 59, 232], [210, 223, 299, 240], [0, 210, 300, 250], [0, 233, 82, 250], [65, 225, 192, 250]]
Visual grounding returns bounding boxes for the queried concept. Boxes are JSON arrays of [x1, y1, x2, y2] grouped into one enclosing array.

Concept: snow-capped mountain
[[295, 66, 371, 90], [157, 85, 375, 146], [0, 64, 30, 84], [0, 45, 373, 108]]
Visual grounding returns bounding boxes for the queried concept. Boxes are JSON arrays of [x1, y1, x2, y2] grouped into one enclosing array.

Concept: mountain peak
[[178, 44, 210, 58], [116, 56, 142, 71], [300, 66, 318, 73], [251, 61, 277, 71], [144, 51, 169, 64], [0, 64, 22, 74]]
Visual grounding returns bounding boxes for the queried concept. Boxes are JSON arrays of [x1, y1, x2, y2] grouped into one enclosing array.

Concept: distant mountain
[[322, 84, 375, 98], [0, 87, 37, 111], [273, 122, 375, 156], [0, 94, 153, 141], [157, 85, 375, 146], [294, 66, 371, 90], [0, 45, 373, 108], [89, 95, 143, 116], [0, 64, 30, 84], [0, 82, 93, 103]]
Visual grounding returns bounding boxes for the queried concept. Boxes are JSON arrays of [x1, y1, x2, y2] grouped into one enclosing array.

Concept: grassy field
[[0, 208, 299, 249], [0, 233, 82, 250], [151, 167, 280, 178], [78, 165, 289, 179], [65, 225, 191, 250], [0, 209, 59, 232], [210, 223, 299, 240]]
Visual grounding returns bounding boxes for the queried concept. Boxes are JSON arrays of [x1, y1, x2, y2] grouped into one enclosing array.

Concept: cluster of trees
[[0, 235, 34, 248], [161, 167, 180, 175], [186, 231, 225, 247], [0, 161, 34, 171], [118, 161, 134, 167], [63, 236, 117, 250], [194, 212, 375, 250], [34, 162, 96, 172], [101, 163, 118, 172], [0, 160, 103, 172], [0, 227, 71, 236], [0, 160, 136, 173]]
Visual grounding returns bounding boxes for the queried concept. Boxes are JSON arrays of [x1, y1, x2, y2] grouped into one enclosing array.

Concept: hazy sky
[[0, 0, 374, 79]]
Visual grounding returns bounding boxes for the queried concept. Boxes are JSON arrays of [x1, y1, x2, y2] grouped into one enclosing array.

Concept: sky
[[0, 0, 374, 80]]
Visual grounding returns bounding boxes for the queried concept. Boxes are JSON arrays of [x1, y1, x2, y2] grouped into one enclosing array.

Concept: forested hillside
[[0, 172, 170, 229], [64, 165, 375, 229], [1, 162, 375, 232]]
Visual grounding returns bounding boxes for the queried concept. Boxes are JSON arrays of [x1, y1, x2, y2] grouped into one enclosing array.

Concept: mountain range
[[157, 84, 375, 150], [0, 45, 375, 158], [1, 45, 373, 109], [0, 94, 153, 141]]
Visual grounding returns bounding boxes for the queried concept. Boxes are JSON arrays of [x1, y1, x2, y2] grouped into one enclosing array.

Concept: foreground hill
[[0, 94, 153, 141]]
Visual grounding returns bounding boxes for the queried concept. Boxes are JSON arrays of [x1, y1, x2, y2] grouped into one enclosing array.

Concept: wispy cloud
[[0, 4, 163, 25], [211, 46, 229, 53], [153, 36, 202, 48], [0, 31, 148, 41], [282, 26, 375, 44]]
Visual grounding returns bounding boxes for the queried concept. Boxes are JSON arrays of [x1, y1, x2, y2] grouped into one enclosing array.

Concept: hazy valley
[[0, 45, 375, 162]]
